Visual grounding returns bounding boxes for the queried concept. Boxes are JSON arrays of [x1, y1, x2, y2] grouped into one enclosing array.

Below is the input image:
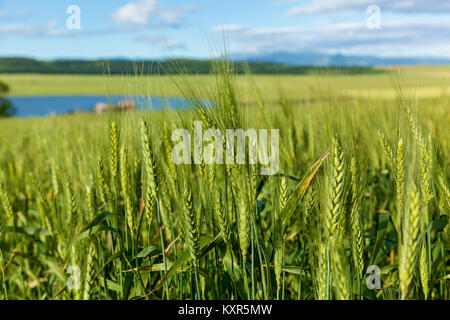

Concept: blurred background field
[[1, 66, 449, 102]]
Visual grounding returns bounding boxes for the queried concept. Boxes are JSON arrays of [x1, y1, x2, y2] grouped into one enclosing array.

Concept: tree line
[[0, 58, 381, 75]]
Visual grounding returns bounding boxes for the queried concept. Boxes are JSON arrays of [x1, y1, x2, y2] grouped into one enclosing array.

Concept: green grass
[[0, 61, 449, 300]]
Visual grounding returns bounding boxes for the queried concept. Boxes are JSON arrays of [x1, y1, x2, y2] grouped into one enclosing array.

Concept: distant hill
[[233, 51, 450, 67], [0, 57, 382, 75]]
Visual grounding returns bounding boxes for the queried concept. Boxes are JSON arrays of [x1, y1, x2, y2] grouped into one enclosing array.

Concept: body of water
[[9, 95, 193, 117]]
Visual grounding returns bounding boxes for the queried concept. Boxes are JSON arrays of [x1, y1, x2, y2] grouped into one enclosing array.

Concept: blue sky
[[0, 0, 449, 59]]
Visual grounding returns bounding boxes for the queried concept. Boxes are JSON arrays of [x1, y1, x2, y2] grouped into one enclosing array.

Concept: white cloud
[[0, 9, 30, 20], [113, 0, 158, 25], [0, 24, 38, 36], [287, 0, 450, 15], [112, 0, 198, 26], [220, 19, 450, 58], [0, 19, 66, 38]]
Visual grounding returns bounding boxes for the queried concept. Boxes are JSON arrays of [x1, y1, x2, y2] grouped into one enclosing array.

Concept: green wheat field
[[0, 63, 449, 300]]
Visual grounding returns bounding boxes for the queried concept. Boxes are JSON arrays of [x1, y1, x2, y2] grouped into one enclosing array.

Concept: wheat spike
[[183, 183, 198, 264], [316, 242, 328, 300], [396, 138, 406, 235], [332, 246, 351, 300], [238, 185, 250, 262], [50, 159, 60, 196], [399, 184, 421, 299], [97, 156, 111, 209], [120, 147, 135, 239], [0, 182, 13, 221], [110, 122, 119, 179], [82, 243, 96, 300], [349, 157, 364, 277], [325, 135, 345, 240], [378, 130, 393, 168], [139, 119, 158, 227], [419, 241, 429, 299]]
